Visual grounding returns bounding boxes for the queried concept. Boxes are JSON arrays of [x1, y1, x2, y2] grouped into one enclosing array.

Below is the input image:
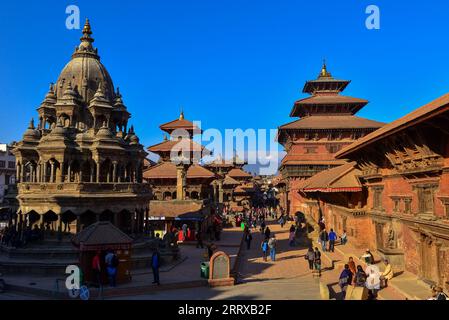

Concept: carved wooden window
[[305, 147, 317, 154], [393, 199, 400, 212], [404, 199, 412, 214], [328, 144, 342, 154], [443, 203, 449, 219], [373, 187, 384, 210], [0, 161, 5, 168], [417, 186, 435, 214]]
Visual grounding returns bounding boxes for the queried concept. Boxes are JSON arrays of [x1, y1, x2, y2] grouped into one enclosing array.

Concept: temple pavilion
[[143, 112, 217, 236], [11, 20, 152, 235]]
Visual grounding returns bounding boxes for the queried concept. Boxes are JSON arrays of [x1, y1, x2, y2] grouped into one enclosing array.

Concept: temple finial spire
[[73, 18, 97, 57], [29, 118, 35, 129], [82, 18, 93, 40], [319, 59, 332, 78], [179, 107, 184, 120]]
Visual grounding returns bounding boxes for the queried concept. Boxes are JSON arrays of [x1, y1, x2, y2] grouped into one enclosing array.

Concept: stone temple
[[11, 19, 151, 235]]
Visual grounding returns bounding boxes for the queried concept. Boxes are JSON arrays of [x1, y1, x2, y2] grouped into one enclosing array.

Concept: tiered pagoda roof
[[144, 112, 215, 180], [143, 162, 215, 179], [159, 111, 202, 135]]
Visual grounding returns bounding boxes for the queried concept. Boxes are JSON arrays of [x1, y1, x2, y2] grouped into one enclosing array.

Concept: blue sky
[[1, 0, 449, 168]]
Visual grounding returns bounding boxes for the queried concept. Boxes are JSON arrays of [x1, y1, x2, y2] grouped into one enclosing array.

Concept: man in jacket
[[328, 229, 337, 252]]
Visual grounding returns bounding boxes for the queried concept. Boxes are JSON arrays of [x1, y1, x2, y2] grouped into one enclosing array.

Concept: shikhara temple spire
[[81, 18, 93, 43], [73, 18, 98, 58]]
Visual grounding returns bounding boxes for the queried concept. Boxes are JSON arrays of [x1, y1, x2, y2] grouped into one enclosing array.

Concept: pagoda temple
[[11, 20, 151, 235], [204, 155, 255, 212], [143, 112, 217, 237], [276, 62, 385, 215]]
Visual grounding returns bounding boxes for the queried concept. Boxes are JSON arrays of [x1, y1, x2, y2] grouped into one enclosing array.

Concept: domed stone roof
[[22, 119, 41, 141], [54, 19, 115, 104]]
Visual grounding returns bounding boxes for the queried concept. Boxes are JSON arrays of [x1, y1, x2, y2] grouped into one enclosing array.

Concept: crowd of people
[[336, 252, 394, 300], [0, 224, 46, 247]]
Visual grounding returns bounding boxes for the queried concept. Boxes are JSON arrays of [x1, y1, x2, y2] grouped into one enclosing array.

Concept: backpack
[[262, 242, 268, 251], [111, 254, 119, 268]]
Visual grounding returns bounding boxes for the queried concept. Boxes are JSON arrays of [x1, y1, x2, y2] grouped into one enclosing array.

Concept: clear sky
[[1, 0, 449, 172]]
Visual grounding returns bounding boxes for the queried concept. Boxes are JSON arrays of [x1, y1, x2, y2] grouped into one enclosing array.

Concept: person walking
[[260, 220, 266, 235], [261, 239, 269, 261], [288, 229, 295, 247], [268, 234, 277, 261], [104, 249, 118, 287], [319, 229, 329, 252], [182, 223, 188, 241], [313, 247, 322, 277], [264, 226, 271, 240], [92, 250, 102, 288], [328, 229, 337, 252], [151, 249, 161, 285], [195, 229, 204, 249], [305, 247, 315, 270], [278, 215, 285, 228], [245, 230, 253, 250]]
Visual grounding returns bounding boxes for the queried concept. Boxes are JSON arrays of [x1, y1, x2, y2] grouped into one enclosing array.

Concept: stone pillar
[[43, 162, 47, 183], [145, 207, 149, 233], [30, 165, 34, 183], [37, 163, 41, 183], [218, 180, 224, 203], [112, 161, 117, 183], [20, 163, 25, 182], [50, 161, 55, 183], [131, 209, 137, 234], [96, 161, 100, 183], [176, 164, 188, 200], [90, 163, 95, 183], [16, 162, 21, 183], [67, 162, 71, 182], [57, 162, 63, 183]]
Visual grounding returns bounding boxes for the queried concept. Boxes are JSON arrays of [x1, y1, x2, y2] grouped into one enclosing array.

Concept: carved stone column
[[50, 160, 55, 183], [218, 180, 224, 204], [112, 161, 117, 183], [96, 161, 100, 183]]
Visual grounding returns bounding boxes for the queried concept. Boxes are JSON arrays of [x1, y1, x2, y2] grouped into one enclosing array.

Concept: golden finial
[[179, 107, 184, 120], [319, 59, 331, 78], [82, 18, 92, 36]]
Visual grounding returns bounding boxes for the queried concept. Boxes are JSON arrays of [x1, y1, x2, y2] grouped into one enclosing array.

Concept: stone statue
[[387, 228, 396, 249]]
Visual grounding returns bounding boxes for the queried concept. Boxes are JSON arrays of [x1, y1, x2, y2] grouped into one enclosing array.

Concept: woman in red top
[[92, 251, 102, 287]]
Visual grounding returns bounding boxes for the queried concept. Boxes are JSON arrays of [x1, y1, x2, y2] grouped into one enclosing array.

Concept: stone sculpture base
[[208, 277, 235, 287]]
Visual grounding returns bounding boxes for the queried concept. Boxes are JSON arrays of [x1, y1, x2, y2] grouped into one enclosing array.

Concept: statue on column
[[386, 227, 397, 249]]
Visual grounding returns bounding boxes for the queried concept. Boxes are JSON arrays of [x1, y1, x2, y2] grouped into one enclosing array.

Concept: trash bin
[[200, 262, 210, 279]]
